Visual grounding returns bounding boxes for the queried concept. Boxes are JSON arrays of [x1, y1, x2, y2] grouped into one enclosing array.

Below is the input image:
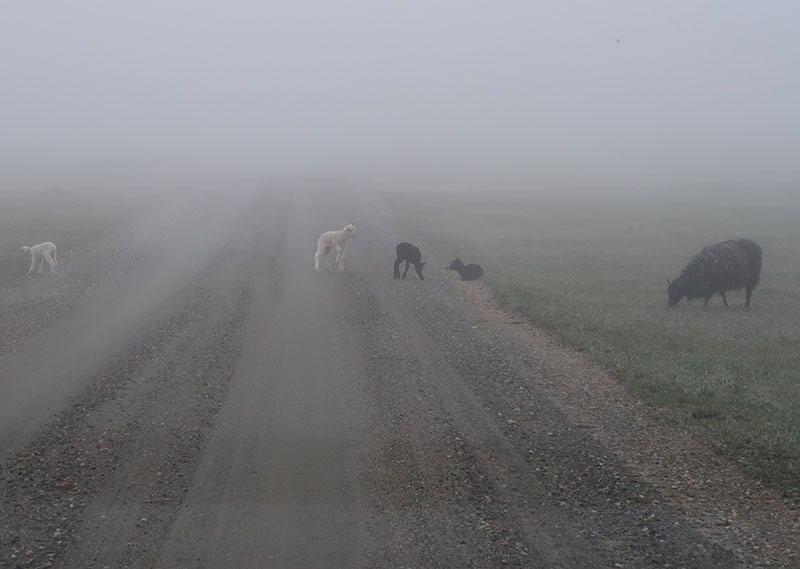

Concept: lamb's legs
[[315, 246, 333, 272], [335, 245, 345, 272]]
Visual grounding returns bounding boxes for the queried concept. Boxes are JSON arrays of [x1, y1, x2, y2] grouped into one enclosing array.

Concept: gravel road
[[1, 185, 798, 568]]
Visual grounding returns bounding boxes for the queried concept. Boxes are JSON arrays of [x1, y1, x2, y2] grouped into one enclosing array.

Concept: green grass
[[389, 190, 800, 496], [0, 187, 155, 280]]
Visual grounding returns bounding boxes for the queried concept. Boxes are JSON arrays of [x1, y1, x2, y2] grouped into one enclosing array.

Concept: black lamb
[[394, 242, 426, 280], [448, 257, 484, 281], [667, 238, 762, 309]]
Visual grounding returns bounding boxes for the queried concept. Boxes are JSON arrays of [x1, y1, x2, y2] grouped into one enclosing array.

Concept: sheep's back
[[685, 238, 761, 290]]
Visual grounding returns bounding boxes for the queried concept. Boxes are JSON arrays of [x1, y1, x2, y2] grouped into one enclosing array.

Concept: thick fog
[[1, 1, 798, 195]]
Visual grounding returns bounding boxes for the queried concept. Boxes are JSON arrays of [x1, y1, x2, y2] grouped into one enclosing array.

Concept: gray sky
[[1, 1, 798, 193]]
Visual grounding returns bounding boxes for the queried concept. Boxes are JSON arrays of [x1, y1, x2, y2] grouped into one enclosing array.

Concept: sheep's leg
[[28, 254, 36, 274], [315, 249, 326, 272], [402, 261, 410, 279], [317, 245, 333, 272], [335, 245, 345, 272], [36, 256, 44, 274], [393, 258, 402, 279], [45, 254, 56, 273], [744, 287, 753, 309], [720, 291, 729, 308]]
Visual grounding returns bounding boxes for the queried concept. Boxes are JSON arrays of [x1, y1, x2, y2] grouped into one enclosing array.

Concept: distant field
[[0, 187, 156, 280], [389, 190, 800, 496]]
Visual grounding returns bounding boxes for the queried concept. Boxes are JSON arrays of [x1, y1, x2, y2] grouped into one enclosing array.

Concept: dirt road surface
[[1, 185, 798, 568]]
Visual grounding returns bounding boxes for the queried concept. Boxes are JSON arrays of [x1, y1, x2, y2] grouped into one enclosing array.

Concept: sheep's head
[[343, 224, 357, 236], [448, 258, 461, 270], [667, 275, 687, 307], [21, 246, 30, 254]]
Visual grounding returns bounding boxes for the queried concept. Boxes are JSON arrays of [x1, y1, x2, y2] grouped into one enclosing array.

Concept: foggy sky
[[2, 1, 799, 193]]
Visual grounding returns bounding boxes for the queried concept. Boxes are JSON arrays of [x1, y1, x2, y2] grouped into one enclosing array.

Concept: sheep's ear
[[666, 279, 672, 286]]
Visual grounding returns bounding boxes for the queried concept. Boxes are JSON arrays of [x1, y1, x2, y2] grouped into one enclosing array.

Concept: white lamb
[[314, 224, 356, 272], [22, 241, 58, 274]]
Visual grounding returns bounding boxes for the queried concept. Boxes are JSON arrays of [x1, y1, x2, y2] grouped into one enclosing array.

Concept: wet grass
[[389, 190, 800, 496], [0, 187, 154, 280]]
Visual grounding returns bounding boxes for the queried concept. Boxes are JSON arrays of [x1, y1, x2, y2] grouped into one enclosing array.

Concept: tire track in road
[[345, 273, 612, 568], [0, 190, 257, 453], [0, 190, 284, 569], [156, 192, 366, 569], [331, 192, 738, 568]]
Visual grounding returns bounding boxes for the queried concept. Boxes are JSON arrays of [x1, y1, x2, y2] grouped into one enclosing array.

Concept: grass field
[[389, 190, 800, 497], [0, 187, 156, 280]]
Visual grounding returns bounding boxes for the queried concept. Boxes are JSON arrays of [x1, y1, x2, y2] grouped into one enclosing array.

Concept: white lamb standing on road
[[22, 241, 58, 274], [314, 224, 356, 272]]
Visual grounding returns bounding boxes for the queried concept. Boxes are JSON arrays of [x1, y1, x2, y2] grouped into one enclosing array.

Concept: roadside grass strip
[[389, 191, 800, 496]]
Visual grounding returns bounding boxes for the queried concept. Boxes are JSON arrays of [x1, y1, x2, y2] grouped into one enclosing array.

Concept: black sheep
[[394, 242, 426, 280], [667, 238, 762, 309], [448, 257, 484, 281]]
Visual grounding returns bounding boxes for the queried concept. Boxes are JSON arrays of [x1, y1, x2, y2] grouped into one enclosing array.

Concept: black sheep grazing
[[448, 257, 484, 281], [394, 242, 426, 280], [667, 238, 762, 309]]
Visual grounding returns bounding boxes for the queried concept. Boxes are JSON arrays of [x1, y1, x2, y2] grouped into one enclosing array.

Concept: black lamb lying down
[[667, 238, 762, 309], [394, 242, 426, 280], [448, 257, 484, 281]]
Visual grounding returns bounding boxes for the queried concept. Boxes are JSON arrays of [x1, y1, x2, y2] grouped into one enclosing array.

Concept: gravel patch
[[0, 239, 252, 569]]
